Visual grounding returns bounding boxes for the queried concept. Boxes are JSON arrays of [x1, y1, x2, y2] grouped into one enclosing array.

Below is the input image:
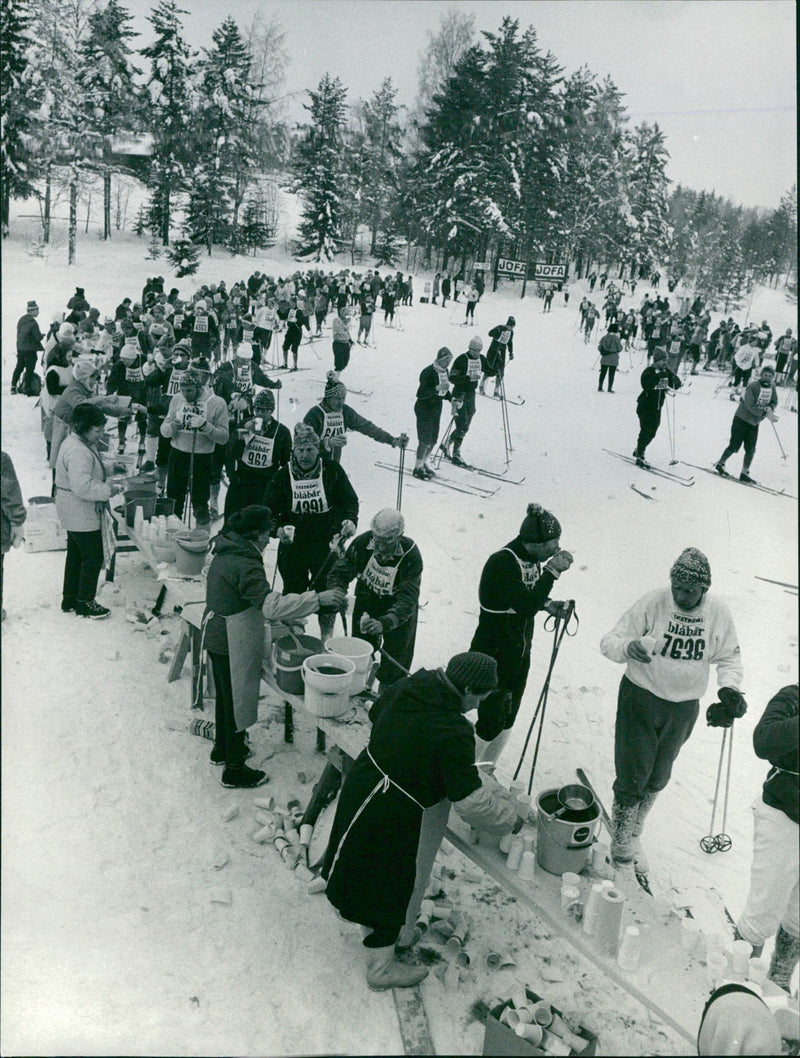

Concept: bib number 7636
[[660, 634, 705, 660]]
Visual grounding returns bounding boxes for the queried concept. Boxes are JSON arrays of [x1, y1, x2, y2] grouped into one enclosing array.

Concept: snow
[[1, 206, 797, 1056]]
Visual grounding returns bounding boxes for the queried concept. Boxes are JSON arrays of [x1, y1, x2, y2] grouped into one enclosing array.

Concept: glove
[[394, 433, 409, 449], [340, 519, 356, 541], [718, 686, 747, 720], [273, 380, 282, 389], [327, 435, 347, 449], [544, 549, 574, 575], [706, 703, 734, 728]]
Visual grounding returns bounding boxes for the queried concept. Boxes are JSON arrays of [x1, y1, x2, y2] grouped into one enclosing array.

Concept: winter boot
[[412, 466, 427, 481], [768, 925, 800, 992], [739, 471, 758, 485], [209, 484, 221, 519], [221, 764, 267, 789], [631, 791, 658, 873], [610, 797, 640, 866], [157, 466, 168, 496], [365, 944, 428, 991], [450, 444, 466, 467], [421, 464, 436, 479], [715, 462, 730, 477]]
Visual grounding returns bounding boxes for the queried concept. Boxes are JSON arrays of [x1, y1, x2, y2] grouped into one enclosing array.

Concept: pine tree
[[1, 0, 41, 236], [185, 156, 232, 253], [78, 0, 141, 239], [292, 73, 348, 261], [140, 0, 196, 245], [133, 203, 148, 236], [361, 78, 404, 254], [374, 222, 403, 267], [166, 236, 200, 276], [146, 235, 162, 259], [240, 187, 275, 254], [622, 122, 671, 279]]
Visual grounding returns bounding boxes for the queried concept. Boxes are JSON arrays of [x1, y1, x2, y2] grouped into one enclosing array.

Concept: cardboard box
[[24, 497, 67, 553], [483, 988, 597, 1057]]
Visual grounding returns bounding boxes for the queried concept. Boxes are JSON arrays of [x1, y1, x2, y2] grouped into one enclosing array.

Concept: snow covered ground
[[1, 208, 797, 1056]]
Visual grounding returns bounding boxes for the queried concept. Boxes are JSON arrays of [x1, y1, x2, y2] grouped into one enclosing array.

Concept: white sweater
[[600, 587, 743, 702]]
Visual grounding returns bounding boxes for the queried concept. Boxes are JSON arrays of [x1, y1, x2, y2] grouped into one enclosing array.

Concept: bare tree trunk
[[68, 177, 77, 265], [161, 177, 170, 246], [43, 166, 52, 244], [103, 169, 112, 239], [85, 191, 92, 233]]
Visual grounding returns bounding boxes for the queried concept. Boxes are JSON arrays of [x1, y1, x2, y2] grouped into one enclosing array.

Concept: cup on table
[[748, 956, 769, 985], [706, 950, 728, 989], [561, 871, 581, 889]]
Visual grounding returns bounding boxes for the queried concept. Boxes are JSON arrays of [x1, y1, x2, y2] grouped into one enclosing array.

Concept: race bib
[[466, 357, 482, 381], [226, 317, 239, 331], [125, 365, 144, 383], [242, 434, 275, 469], [361, 555, 399, 596], [498, 328, 511, 346], [434, 363, 450, 395], [180, 400, 207, 430], [242, 325, 254, 342], [172, 314, 184, 329], [320, 410, 345, 442], [194, 316, 209, 333], [654, 610, 707, 662], [756, 386, 772, 408], [290, 470, 328, 515], [234, 365, 253, 393], [168, 369, 186, 396]]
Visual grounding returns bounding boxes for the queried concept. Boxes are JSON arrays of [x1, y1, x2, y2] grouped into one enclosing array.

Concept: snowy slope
[[1, 212, 797, 1056]]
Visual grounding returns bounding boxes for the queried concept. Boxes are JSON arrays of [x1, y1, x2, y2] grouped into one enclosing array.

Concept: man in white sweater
[[600, 548, 745, 873]]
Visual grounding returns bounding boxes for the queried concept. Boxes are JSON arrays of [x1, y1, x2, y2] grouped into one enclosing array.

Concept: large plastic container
[[325, 636, 373, 695], [125, 492, 158, 526], [302, 653, 356, 718], [536, 787, 600, 876], [273, 634, 323, 695], [174, 529, 210, 575]]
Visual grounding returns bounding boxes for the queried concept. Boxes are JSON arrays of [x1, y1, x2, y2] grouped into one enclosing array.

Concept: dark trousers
[[598, 365, 617, 391], [315, 311, 326, 333], [333, 340, 351, 372], [720, 416, 759, 469], [167, 447, 212, 518], [209, 651, 248, 767], [465, 302, 476, 321], [451, 394, 476, 447], [11, 350, 37, 392], [62, 529, 104, 603], [613, 676, 699, 805], [733, 366, 753, 388], [636, 408, 662, 455], [118, 410, 147, 446], [277, 536, 330, 595], [282, 332, 301, 365]]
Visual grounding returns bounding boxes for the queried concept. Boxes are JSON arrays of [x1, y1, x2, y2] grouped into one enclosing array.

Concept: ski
[[477, 392, 526, 407], [575, 768, 653, 897], [310, 379, 373, 397], [631, 484, 656, 501], [438, 452, 525, 484], [374, 460, 498, 497], [680, 462, 795, 499], [755, 575, 799, 590], [373, 462, 495, 498], [268, 366, 312, 374], [603, 450, 695, 486]]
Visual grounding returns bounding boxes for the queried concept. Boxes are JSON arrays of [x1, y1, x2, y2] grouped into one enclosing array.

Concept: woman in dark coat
[[322, 651, 516, 990]]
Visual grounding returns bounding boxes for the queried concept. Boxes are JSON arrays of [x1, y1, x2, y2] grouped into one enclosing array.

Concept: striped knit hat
[[670, 547, 711, 588]]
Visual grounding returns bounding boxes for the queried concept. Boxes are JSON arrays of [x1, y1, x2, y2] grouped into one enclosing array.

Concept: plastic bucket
[[302, 653, 356, 718], [152, 541, 176, 564], [273, 634, 323, 695], [124, 473, 158, 492], [536, 788, 600, 876], [174, 529, 210, 575], [125, 492, 158, 526], [154, 497, 176, 518], [325, 636, 373, 695]]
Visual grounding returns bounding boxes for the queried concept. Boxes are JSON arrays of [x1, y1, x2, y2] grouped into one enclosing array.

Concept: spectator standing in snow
[[633, 349, 682, 468], [441, 274, 451, 307], [471, 503, 574, 764], [734, 684, 799, 993], [597, 322, 622, 393], [413, 347, 452, 479], [12, 300, 44, 396], [774, 329, 796, 384], [479, 316, 515, 397], [715, 364, 778, 485], [542, 286, 554, 312], [600, 548, 744, 878], [1, 452, 26, 620], [432, 273, 441, 305]]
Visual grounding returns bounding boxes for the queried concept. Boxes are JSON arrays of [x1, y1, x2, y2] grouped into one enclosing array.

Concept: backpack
[[24, 372, 42, 396]]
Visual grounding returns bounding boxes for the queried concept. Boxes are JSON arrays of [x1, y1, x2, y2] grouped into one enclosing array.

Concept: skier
[[478, 316, 515, 396], [107, 342, 148, 456], [599, 548, 745, 877], [322, 508, 423, 687], [734, 684, 799, 993], [189, 300, 219, 362], [633, 348, 682, 468], [331, 306, 353, 373], [774, 329, 796, 384], [223, 390, 292, 520], [12, 299, 44, 396], [471, 503, 575, 764], [583, 302, 599, 343], [543, 286, 554, 313], [303, 373, 407, 464], [357, 289, 375, 345], [264, 422, 358, 596], [715, 364, 779, 485], [441, 274, 451, 307], [730, 331, 761, 397], [446, 336, 491, 466], [281, 308, 304, 370], [413, 347, 452, 479], [321, 651, 516, 991], [597, 322, 622, 393], [464, 282, 479, 322]]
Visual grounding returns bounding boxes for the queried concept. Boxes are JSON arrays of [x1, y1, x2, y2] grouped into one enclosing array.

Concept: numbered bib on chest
[[168, 369, 186, 396], [361, 554, 399, 596], [242, 434, 275, 469], [125, 364, 144, 383], [320, 409, 345, 441], [181, 401, 207, 429], [466, 357, 482, 381], [434, 364, 450, 395], [498, 328, 511, 346], [194, 316, 209, 333], [290, 470, 328, 515], [756, 386, 772, 408], [654, 610, 707, 661], [172, 314, 184, 329], [242, 324, 254, 342], [504, 548, 541, 591], [234, 365, 253, 393]]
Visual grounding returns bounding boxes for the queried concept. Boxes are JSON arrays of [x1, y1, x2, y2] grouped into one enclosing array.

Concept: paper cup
[[518, 850, 536, 880], [561, 871, 581, 889], [515, 1023, 543, 1044], [748, 956, 769, 985], [706, 950, 728, 988]]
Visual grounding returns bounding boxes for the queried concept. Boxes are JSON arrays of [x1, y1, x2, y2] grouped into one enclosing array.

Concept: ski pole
[[715, 724, 734, 852], [770, 419, 788, 460], [184, 425, 197, 528], [396, 441, 406, 511], [666, 393, 678, 465], [700, 727, 728, 853], [433, 416, 455, 469]]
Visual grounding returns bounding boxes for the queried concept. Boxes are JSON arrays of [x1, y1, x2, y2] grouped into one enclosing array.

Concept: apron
[[201, 606, 265, 730]]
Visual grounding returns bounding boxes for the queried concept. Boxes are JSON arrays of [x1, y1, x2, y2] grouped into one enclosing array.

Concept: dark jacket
[[415, 363, 451, 404], [303, 401, 395, 463], [734, 378, 778, 427], [1, 451, 26, 554], [17, 314, 44, 354], [265, 456, 358, 545], [450, 352, 490, 397], [203, 532, 270, 654], [754, 684, 798, 824], [636, 364, 682, 414], [327, 531, 422, 633]]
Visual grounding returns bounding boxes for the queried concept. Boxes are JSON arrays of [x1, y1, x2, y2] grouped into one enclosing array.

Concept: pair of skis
[[603, 449, 694, 486], [374, 461, 497, 498], [438, 451, 526, 484], [680, 461, 794, 500], [477, 391, 526, 407]]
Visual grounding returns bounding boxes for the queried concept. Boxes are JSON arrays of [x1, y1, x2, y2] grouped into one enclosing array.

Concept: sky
[[122, 0, 796, 210]]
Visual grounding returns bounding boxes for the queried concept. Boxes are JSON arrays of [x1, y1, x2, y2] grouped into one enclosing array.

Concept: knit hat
[[468, 336, 483, 353], [58, 323, 76, 340], [191, 357, 211, 376], [507, 317, 516, 326], [120, 345, 138, 362], [235, 346, 253, 360], [445, 652, 498, 695], [73, 359, 98, 383], [293, 422, 320, 447], [670, 547, 711, 588], [653, 347, 667, 361], [75, 287, 85, 297], [370, 508, 405, 540], [226, 504, 273, 537], [180, 369, 203, 388], [435, 346, 452, 362], [27, 300, 39, 313], [195, 299, 207, 311], [325, 370, 347, 400], [519, 503, 561, 544], [254, 389, 275, 412]]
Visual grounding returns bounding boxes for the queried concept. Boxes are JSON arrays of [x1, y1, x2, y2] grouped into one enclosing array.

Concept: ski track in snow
[[1, 207, 797, 1055]]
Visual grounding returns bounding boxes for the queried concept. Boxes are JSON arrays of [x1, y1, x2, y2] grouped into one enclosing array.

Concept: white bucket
[[325, 636, 373, 695], [302, 653, 356, 718]]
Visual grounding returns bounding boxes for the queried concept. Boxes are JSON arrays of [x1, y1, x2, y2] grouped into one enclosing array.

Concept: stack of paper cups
[[583, 882, 603, 936], [509, 780, 526, 798], [518, 850, 536, 880], [561, 885, 580, 914], [594, 887, 626, 957], [515, 794, 531, 820], [617, 925, 642, 971], [506, 838, 524, 871]]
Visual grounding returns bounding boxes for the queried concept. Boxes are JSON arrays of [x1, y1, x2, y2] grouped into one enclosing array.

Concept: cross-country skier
[[303, 373, 407, 464], [223, 389, 292, 520], [471, 503, 575, 763], [599, 548, 745, 878], [774, 329, 796, 384], [413, 347, 452, 479], [446, 336, 491, 466], [715, 364, 778, 485], [478, 316, 515, 396], [633, 348, 682, 468], [734, 684, 799, 993]]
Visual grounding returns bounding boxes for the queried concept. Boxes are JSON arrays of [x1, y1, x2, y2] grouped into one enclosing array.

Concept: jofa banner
[[497, 258, 527, 278], [533, 262, 568, 281]]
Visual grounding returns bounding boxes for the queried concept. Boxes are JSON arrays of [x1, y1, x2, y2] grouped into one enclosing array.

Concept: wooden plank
[[167, 631, 190, 683], [392, 986, 436, 1056]]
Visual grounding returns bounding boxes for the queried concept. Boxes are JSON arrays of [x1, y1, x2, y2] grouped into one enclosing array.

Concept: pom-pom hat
[[468, 336, 483, 353], [519, 503, 561, 544], [293, 422, 320, 447]]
